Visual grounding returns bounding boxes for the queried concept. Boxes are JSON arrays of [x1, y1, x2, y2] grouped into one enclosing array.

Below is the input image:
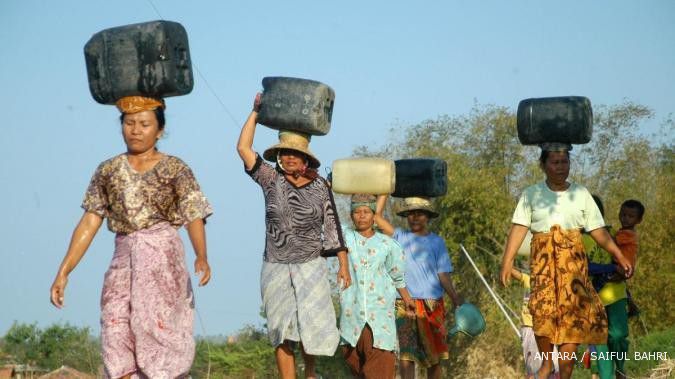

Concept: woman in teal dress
[[340, 194, 415, 378]]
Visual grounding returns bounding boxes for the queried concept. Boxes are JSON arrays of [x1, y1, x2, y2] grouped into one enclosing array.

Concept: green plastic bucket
[[448, 302, 486, 338]]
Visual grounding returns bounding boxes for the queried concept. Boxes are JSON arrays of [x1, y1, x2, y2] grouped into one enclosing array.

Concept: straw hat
[[263, 131, 320, 168], [396, 197, 439, 218]]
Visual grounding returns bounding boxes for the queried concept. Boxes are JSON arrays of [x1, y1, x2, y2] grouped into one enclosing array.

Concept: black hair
[[119, 107, 166, 130], [621, 199, 645, 219], [591, 194, 605, 217], [539, 149, 570, 166]]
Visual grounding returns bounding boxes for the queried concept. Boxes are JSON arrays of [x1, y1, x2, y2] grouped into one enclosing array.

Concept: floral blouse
[[339, 227, 406, 352], [82, 154, 212, 234]]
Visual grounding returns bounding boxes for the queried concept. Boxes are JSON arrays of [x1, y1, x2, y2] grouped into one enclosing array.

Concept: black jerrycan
[[392, 158, 447, 198], [84, 20, 193, 104], [257, 77, 335, 136], [517, 96, 592, 145]]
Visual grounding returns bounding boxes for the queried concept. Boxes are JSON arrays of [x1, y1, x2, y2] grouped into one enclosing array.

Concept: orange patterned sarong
[[529, 225, 608, 345], [396, 299, 449, 367]]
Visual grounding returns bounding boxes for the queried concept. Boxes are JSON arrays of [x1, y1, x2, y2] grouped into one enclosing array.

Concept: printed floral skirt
[[101, 222, 194, 379], [529, 225, 608, 345]]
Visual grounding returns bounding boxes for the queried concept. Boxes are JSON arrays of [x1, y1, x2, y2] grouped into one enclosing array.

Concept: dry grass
[[645, 359, 674, 379]]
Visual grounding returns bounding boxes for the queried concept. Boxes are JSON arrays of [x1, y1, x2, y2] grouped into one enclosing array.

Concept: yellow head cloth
[[115, 96, 165, 114]]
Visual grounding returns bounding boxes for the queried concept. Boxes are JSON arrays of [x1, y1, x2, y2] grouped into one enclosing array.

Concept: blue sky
[[1, 1, 673, 337]]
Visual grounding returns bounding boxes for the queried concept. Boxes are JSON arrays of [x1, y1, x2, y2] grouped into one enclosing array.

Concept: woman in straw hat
[[499, 143, 632, 379], [377, 197, 463, 379], [50, 96, 213, 379], [339, 194, 415, 378], [237, 93, 350, 379]]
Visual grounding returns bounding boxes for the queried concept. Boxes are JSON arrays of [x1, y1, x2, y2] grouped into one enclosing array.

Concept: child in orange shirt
[[614, 200, 643, 272]]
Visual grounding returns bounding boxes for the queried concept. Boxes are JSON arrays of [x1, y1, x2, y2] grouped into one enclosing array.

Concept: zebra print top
[[247, 155, 346, 263]]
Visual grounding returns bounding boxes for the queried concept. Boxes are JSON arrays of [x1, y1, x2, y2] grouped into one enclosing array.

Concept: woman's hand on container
[[50, 273, 68, 308], [252, 92, 262, 113], [195, 257, 211, 286], [337, 264, 351, 290], [238, 94, 260, 170]]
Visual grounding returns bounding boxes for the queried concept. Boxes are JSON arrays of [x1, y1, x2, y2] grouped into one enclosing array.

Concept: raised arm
[[499, 224, 529, 286], [50, 211, 104, 308], [237, 93, 261, 170], [374, 194, 395, 236]]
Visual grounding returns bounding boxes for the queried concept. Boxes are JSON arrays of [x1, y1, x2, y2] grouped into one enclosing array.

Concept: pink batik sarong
[[101, 222, 195, 379]]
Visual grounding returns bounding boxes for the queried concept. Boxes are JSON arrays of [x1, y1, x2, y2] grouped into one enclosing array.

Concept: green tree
[[1, 322, 42, 364], [1, 322, 101, 374], [38, 323, 100, 374]]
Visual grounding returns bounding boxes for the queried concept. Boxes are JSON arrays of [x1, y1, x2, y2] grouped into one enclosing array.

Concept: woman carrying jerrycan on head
[[50, 96, 213, 379], [500, 97, 633, 379], [237, 91, 350, 379], [500, 144, 632, 379], [52, 20, 213, 379], [338, 193, 416, 378]]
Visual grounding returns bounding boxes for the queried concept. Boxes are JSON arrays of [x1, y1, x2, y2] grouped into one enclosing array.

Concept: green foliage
[[190, 324, 351, 378], [624, 325, 675, 377], [1, 323, 42, 364], [208, 340, 276, 377], [191, 324, 275, 378], [0, 322, 101, 374]]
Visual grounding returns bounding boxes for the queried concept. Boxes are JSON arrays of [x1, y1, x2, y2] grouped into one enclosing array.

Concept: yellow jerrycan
[[330, 157, 395, 195]]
